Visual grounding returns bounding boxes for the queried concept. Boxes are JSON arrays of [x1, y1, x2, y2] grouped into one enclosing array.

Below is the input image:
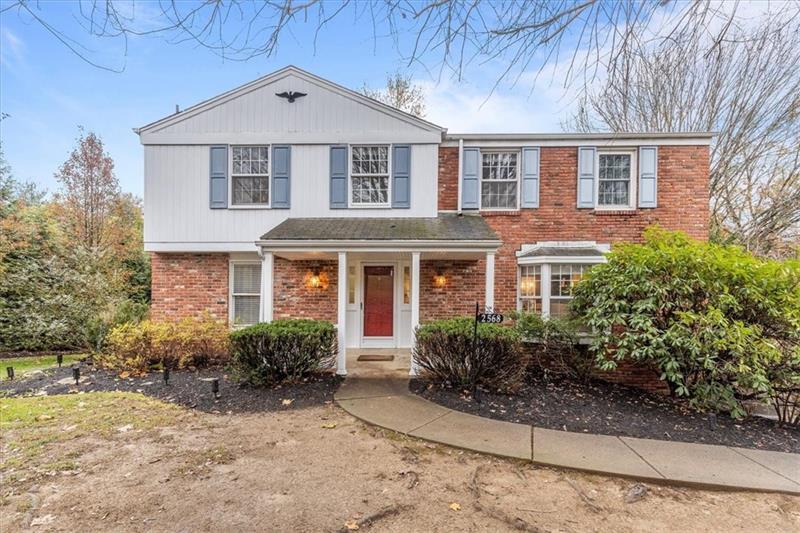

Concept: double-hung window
[[231, 262, 261, 325], [548, 264, 589, 317], [518, 265, 542, 312], [597, 152, 635, 208], [481, 151, 519, 209], [351, 145, 390, 206], [232, 146, 270, 206]]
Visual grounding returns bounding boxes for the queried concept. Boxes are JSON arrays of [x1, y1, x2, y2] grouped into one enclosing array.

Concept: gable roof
[[135, 65, 445, 135]]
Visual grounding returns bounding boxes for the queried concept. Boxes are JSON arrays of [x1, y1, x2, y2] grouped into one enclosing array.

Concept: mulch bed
[[0, 364, 342, 414], [411, 375, 800, 454]]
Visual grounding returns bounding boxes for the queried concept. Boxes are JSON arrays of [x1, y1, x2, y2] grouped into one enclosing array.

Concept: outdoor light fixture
[[211, 377, 220, 398], [6, 367, 14, 380], [308, 268, 322, 288], [56, 354, 63, 367], [433, 270, 446, 288], [72, 365, 80, 385], [306, 267, 328, 289], [164, 367, 170, 385]]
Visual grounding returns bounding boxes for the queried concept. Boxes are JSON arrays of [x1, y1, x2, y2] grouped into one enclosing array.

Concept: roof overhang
[[516, 241, 610, 265], [256, 239, 501, 253], [442, 132, 715, 147]]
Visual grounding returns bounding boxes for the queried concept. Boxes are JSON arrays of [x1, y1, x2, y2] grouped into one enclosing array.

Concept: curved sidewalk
[[335, 377, 800, 495]]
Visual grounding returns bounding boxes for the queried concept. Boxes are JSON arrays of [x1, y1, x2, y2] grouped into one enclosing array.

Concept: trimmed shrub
[[413, 317, 525, 392], [572, 227, 800, 420], [514, 312, 595, 382], [230, 319, 337, 385], [100, 316, 230, 372]]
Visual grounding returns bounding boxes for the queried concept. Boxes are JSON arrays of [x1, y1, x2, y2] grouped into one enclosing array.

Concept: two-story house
[[136, 66, 711, 376]]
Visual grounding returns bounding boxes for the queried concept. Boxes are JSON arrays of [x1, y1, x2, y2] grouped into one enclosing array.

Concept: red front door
[[363, 266, 394, 337]]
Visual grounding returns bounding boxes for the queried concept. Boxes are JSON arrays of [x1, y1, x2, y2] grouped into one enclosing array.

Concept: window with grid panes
[[481, 151, 519, 209], [597, 153, 632, 207], [351, 145, 389, 205], [232, 146, 269, 205]]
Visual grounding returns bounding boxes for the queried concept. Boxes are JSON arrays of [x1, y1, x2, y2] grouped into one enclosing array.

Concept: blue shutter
[[330, 145, 348, 209], [521, 147, 540, 208], [392, 145, 411, 208], [461, 148, 480, 210], [271, 145, 291, 208], [209, 145, 228, 209], [638, 146, 658, 208], [577, 146, 596, 208]]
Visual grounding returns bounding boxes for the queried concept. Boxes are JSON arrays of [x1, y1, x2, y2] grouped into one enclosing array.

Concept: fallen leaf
[[449, 502, 461, 511], [344, 519, 359, 530], [321, 423, 337, 429], [35, 414, 53, 422], [119, 371, 130, 379], [281, 399, 294, 406]]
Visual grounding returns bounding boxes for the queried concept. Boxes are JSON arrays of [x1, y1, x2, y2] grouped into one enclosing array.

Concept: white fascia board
[[139, 131, 442, 145], [145, 241, 260, 253], [256, 239, 501, 252], [137, 65, 445, 136], [441, 133, 714, 147]]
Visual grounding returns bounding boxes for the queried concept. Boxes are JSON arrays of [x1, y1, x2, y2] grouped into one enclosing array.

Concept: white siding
[[141, 72, 441, 145], [143, 144, 439, 251]]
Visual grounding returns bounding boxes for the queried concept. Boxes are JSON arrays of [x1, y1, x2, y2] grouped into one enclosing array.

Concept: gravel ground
[[0, 364, 341, 413], [411, 375, 800, 453]]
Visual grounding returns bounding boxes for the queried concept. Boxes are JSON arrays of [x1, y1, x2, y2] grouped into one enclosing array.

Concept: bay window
[[351, 145, 390, 206], [549, 264, 589, 317], [231, 262, 261, 325], [517, 243, 607, 318], [231, 146, 270, 206], [481, 151, 519, 209]]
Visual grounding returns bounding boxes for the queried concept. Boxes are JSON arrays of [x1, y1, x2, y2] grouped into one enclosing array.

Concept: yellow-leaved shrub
[[100, 316, 230, 372]]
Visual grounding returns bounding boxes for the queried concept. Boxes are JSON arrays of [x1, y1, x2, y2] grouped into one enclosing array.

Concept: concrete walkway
[[335, 377, 800, 495]]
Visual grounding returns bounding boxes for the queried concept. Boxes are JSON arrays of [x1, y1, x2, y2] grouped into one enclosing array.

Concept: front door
[[363, 266, 394, 337]]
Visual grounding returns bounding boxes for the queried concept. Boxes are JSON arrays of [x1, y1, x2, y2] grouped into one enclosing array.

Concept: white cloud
[[0, 27, 26, 66]]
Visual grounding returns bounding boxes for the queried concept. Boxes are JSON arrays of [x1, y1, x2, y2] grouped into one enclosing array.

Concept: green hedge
[[230, 319, 337, 385], [413, 317, 525, 392]]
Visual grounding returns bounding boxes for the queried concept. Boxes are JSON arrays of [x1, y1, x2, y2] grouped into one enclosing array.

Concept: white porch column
[[259, 251, 274, 323], [485, 251, 496, 311], [409, 251, 421, 376], [336, 251, 347, 376]]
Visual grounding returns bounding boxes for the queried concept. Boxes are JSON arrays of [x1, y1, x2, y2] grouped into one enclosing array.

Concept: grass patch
[[1, 392, 183, 490], [1, 354, 85, 380]]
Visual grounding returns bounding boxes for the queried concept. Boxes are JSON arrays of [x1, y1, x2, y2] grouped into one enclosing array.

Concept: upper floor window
[[481, 151, 518, 209], [597, 152, 635, 208], [232, 146, 269, 206], [351, 145, 389, 206]]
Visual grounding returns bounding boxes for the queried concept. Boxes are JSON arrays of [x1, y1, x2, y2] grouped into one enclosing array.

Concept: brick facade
[[273, 258, 339, 322], [437, 146, 460, 211], [420, 260, 484, 321], [150, 253, 229, 321], [436, 145, 710, 313]]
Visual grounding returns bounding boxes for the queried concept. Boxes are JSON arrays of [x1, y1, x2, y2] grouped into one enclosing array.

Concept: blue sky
[[0, 2, 593, 197]]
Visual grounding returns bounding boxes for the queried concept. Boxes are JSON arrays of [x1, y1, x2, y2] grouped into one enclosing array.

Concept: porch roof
[[259, 214, 500, 244]]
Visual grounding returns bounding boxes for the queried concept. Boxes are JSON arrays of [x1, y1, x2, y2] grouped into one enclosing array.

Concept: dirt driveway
[[2, 397, 799, 532]]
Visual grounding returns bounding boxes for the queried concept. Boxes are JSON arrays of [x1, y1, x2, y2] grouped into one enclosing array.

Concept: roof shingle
[[260, 214, 499, 242]]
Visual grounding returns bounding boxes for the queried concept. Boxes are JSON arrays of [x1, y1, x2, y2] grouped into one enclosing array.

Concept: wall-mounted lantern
[[433, 269, 447, 288], [305, 267, 328, 289]]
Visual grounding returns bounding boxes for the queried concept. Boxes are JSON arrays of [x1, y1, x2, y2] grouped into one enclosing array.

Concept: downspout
[[457, 138, 464, 214]]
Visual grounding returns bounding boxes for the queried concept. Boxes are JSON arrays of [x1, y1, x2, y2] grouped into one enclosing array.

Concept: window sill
[[229, 205, 271, 210], [479, 210, 521, 217], [594, 209, 638, 216]]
